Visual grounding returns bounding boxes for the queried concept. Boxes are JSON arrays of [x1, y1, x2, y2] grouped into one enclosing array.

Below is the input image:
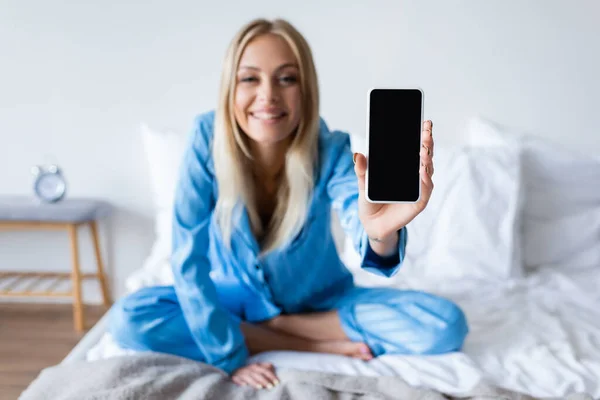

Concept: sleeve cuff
[[214, 335, 249, 374], [360, 226, 408, 278]]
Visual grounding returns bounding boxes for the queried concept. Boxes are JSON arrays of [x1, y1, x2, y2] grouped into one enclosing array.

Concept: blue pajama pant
[[109, 285, 468, 362]]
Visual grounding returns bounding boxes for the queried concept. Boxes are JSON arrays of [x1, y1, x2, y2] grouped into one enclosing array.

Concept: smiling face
[[234, 33, 302, 148]]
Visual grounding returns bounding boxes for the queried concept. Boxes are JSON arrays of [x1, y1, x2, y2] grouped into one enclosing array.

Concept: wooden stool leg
[[90, 220, 112, 307], [68, 224, 85, 332]]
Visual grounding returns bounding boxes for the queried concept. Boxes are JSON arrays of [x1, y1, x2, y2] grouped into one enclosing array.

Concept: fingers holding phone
[[420, 120, 434, 178], [417, 119, 435, 209]]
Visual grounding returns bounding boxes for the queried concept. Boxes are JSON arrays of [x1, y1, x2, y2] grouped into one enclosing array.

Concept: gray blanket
[[19, 353, 591, 400]]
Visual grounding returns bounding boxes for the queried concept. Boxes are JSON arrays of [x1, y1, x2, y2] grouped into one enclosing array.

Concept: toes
[[356, 343, 374, 360]]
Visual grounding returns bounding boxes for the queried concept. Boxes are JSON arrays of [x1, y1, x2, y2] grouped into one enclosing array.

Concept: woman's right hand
[[231, 362, 280, 389]]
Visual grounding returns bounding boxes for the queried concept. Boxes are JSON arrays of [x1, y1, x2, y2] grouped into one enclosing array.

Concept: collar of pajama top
[[170, 110, 408, 373]]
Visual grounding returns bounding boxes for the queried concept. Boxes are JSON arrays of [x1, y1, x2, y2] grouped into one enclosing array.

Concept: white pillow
[[140, 124, 187, 216], [125, 124, 184, 292], [343, 143, 524, 287], [466, 117, 600, 271]]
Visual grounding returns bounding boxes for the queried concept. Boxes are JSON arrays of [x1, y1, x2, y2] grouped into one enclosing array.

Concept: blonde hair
[[213, 18, 320, 255]]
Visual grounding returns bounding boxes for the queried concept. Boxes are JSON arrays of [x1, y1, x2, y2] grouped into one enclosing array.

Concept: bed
[[55, 117, 600, 399]]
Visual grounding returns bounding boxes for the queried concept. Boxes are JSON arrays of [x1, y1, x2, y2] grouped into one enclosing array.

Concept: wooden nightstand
[[0, 196, 113, 332]]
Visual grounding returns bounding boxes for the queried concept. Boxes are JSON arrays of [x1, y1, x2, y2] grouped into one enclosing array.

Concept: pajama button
[[255, 264, 261, 270]]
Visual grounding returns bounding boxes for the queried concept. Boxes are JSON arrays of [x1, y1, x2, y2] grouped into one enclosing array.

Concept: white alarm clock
[[31, 164, 67, 203]]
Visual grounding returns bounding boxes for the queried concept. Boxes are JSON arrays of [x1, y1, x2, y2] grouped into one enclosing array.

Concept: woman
[[109, 18, 468, 389]]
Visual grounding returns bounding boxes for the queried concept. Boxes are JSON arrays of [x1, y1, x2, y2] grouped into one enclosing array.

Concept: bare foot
[[314, 340, 374, 361]]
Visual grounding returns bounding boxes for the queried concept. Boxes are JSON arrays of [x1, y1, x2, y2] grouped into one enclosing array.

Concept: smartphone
[[365, 88, 424, 203]]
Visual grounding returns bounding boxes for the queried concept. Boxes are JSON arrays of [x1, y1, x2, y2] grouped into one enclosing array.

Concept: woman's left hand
[[354, 120, 434, 251]]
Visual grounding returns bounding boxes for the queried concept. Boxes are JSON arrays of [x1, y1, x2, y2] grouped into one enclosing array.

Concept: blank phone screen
[[367, 88, 422, 202]]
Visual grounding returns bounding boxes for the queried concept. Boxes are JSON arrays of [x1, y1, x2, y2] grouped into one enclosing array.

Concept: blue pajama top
[[171, 111, 408, 373]]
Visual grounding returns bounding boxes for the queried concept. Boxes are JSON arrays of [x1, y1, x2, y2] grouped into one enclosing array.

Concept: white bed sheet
[[83, 267, 600, 398]]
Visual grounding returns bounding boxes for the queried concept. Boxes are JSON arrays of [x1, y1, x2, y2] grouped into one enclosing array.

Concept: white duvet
[[88, 267, 600, 398]]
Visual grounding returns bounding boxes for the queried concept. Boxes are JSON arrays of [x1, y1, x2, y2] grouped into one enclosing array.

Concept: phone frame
[[365, 87, 424, 204]]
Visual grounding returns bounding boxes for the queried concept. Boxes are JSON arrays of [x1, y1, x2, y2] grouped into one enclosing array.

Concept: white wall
[[1, 0, 599, 303]]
